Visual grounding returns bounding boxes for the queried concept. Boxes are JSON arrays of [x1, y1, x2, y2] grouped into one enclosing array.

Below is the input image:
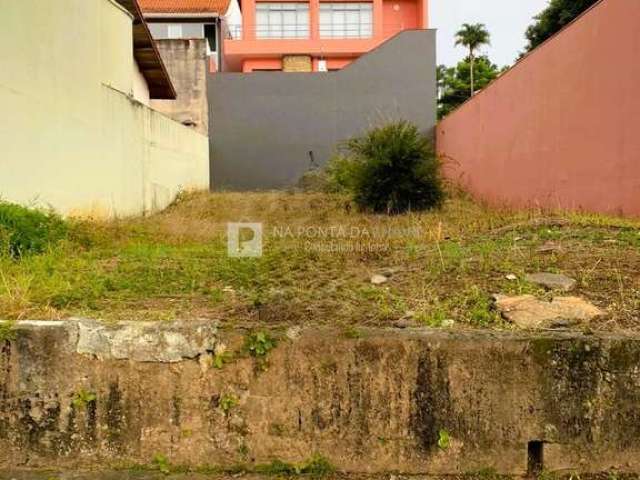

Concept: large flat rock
[[525, 273, 577, 292], [494, 294, 603, 329], [75, 319, 219, 362]]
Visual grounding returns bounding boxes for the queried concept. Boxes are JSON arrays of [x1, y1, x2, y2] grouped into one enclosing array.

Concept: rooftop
[[114, 0, 176, 99], [138, 0, 230, 15]]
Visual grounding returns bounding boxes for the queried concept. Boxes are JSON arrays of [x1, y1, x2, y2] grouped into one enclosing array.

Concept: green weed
[[152, 453, 171, 475], [219, 393, 239, 415], [245, 331, 277, 370], [0, 320, 17, 342], [437, 429, 451, 450], [212, 349, 233, 369], [416, 308, 447, 328], [72, 389, 96, 409]]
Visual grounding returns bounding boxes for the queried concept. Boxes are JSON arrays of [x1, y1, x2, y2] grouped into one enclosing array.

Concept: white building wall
[[0, 0, 209, 218], [224, 0, 243, 38]]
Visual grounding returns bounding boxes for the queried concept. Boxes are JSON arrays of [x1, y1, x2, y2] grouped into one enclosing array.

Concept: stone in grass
[[371, 274, 389, 285], [393, 310, 419, 328], [537, 241, 562, 254], [393, 318, 414, 329], [493, 294, 603, 330], [379, 267, 401, 278], [525, 272, 577, 292]]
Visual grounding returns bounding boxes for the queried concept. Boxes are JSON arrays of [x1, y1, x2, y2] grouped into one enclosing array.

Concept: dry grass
[[0, 191, 639, 331]]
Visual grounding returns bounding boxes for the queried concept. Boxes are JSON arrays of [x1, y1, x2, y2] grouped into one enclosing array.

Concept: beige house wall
[[0, 0, 209, 218], [132, 58, 151, 105]]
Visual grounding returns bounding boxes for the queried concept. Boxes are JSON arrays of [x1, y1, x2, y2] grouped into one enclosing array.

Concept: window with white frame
[[147, 23, 218, 54], [319, 3, 372, 38], [167, 24, 183, 38], [256, 3, 310, 39]]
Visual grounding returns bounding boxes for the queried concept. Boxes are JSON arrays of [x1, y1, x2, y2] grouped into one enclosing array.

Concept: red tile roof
[[139, 0, 230, 15]]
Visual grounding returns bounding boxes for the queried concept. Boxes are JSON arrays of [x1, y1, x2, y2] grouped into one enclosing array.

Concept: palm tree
[[454, 23, 491, 96]]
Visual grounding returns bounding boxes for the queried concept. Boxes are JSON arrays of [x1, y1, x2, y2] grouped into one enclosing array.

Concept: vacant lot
[[1, 191, 639, 331]]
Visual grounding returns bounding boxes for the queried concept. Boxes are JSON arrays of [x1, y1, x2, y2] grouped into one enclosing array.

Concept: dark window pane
[[205, 24, 217, 51]]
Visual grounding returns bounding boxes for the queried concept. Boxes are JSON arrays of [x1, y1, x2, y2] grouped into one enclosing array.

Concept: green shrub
[[0, 202, 68, 257], [332, 121, 444, 214], [324, 154, 362, 193]]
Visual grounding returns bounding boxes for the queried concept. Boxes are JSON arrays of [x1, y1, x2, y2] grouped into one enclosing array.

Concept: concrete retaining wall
[[208, 30, 437, 190], [2, 320, 640, 475], [436, 0, 640, 217]]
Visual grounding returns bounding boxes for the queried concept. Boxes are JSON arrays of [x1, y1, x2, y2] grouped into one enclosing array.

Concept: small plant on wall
[[219, 393, 239, 416], [72, 389, 97, 409], [325, 120, 444, 214], [244, 331, 277, 371], [0, 321, 17, 343]]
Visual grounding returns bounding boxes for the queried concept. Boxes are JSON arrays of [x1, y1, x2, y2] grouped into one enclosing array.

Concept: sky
[[431, 0, 550, 68]]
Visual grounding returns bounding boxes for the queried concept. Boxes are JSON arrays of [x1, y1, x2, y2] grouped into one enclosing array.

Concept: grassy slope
[[1, 191, 639, 331]]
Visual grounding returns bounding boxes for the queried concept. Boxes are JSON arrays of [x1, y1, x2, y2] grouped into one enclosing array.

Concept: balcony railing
[[225, 24, 375, 40]]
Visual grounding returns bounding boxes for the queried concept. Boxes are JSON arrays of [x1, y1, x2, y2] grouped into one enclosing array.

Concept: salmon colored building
[[223, 0, 428, 72], [437, 0, 640, 217]]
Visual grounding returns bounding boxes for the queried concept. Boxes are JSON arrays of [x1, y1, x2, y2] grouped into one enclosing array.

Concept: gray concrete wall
[[152, 39, 209, 136], [208, 30, 436, 190]]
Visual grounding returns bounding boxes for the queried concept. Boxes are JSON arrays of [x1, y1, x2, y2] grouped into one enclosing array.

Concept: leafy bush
[[0, 202, 68, 258], [330, 121, 444, 213], [324, 154, 362, 193]]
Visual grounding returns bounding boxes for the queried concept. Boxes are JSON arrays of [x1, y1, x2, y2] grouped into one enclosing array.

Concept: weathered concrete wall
[[2, 320, 640, 475], [436, 0, 640, 217], [0, 0, 209, 218], [208, 30, 437, 190], [151, 39, 210, 136]]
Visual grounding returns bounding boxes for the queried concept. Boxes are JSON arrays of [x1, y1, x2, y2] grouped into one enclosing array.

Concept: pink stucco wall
[[437, 0, 640, 217]]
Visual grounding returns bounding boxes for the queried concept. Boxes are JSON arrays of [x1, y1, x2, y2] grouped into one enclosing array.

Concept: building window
[[256, 3, 310, 39], [319, 3, 372, 38], [204, 24, 217, 53], [146, 22, 218, 54], [167, 24, 183, 38]]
